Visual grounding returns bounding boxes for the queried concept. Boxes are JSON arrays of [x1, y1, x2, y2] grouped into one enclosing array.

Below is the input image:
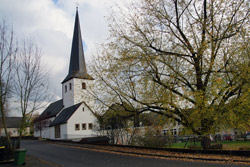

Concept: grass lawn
[[169, 140, 250, 150], [222, 141, 250, 150]]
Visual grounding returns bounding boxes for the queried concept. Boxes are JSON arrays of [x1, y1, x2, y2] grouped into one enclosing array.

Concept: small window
[[82, 107, 84, 111], [88, 123, 93, 130], [82, 82, 86, 89], [65, 85, 67, 93], [173, 129, 177, 135], [69, 83, 72, 90], [75, 124, 80, 130], [82, 123, 86, 130], [163, 130, 167, 136]]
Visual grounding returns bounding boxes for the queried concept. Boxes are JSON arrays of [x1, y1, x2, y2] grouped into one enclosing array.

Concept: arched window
[[65, 85, 67, 92], [82, 82, 86, 89]]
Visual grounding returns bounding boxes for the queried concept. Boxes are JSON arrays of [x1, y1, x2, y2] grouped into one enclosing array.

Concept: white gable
[[66, 103, 97, 139]]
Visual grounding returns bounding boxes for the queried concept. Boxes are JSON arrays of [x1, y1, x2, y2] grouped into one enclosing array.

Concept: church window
[[88, 123, 93, 130], [69, 83, 72, 90], [65, 85, 67, 92], [82, 123, 86, 130], [75, 124, 80, 130], [82, 82, 86, 89]]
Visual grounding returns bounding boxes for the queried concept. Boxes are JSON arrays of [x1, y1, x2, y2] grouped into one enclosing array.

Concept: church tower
[[62, 8, 94, 108]]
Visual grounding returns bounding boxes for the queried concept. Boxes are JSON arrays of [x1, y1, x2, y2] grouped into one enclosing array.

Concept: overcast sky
[[0, 0, 131, 102]]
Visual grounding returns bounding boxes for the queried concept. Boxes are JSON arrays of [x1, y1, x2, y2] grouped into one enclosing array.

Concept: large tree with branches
[[14, 39, 50, 141], [0, 20, 17, 149], [91, 0, 250, 135], [0, 20, 50, 148]]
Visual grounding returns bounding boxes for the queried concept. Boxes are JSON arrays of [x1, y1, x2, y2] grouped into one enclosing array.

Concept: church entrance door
[[55, 125, 61, 138]]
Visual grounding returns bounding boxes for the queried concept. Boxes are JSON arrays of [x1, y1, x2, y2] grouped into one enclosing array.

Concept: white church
[[34, 8, 98, 140]]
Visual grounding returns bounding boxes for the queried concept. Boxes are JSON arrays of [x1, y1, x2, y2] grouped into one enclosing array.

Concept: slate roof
[[34, 99, 63, 123], [62, 9, 93, 84], [0, 117, 22, 128], [49, 102, 82, 127]]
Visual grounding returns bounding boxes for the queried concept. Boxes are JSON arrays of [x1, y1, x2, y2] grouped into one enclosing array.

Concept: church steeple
[[62, 8, 93, 84]]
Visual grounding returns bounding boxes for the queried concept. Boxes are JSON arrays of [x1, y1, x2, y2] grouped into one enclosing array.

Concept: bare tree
[[14, 39, 50, 141], [0, 20, 17, 149], [96, 103, 140, 145], [33, 120, 49, 138], [90, 0, 250, 135]]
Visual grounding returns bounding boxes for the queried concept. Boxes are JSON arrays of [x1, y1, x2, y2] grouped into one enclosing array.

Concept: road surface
[[21, 140, 249, 167]]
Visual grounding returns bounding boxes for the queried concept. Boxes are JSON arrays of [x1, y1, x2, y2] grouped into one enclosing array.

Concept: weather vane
[[75, 1, 79, 10]]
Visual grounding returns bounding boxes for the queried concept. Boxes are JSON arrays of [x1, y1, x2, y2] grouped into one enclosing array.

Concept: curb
[[0, 159, 14, 165]]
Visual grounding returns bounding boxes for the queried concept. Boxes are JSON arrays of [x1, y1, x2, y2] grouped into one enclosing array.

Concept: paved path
[[21, 140, 249, 167]]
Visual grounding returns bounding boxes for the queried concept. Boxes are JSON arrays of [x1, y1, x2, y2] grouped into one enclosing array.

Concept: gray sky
[[0, 0, 131, 102]]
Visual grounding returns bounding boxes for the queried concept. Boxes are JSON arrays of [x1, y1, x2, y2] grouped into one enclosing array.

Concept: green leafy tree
[[91, 0, 250, 135]]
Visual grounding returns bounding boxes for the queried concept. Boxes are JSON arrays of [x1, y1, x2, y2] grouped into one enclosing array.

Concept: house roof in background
[[103, 103, 133, 118], [49, 102, 82, 127], [0, 117, 22, 128], [34, 99, 63, 122]]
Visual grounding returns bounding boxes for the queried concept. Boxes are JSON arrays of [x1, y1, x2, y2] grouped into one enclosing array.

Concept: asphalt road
[[21, 140, 249, 167]]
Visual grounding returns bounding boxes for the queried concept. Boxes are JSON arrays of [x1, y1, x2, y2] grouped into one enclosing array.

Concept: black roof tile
[[34, 99, 63, 122], [49, 102, 82, 127]]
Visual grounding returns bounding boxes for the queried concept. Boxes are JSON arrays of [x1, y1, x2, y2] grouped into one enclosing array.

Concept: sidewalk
[[0, 155, 58, 167]]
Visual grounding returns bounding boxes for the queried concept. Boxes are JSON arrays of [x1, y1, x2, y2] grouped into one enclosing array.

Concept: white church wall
[[33, 127, 40, 138], [41, 126, 50, 138], [62, 80, 74, 108], [66, 103, 97, 139], [48, 124, 67, 140], [72, 78, 92, 105], [50, 126, 55, 139], [34, 117, 55, 139], [62, 78, 93, 108], [60, 124, 68, 139]]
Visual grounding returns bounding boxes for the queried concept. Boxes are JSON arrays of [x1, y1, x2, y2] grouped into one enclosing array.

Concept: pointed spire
[[62, 8, 93, 84]]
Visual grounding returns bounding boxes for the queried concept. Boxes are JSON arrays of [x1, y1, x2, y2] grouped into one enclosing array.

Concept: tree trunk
[[0, 104, 12, 150]]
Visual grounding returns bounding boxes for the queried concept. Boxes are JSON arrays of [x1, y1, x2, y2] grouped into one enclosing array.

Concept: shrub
[[135, 126, 167, 148]]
